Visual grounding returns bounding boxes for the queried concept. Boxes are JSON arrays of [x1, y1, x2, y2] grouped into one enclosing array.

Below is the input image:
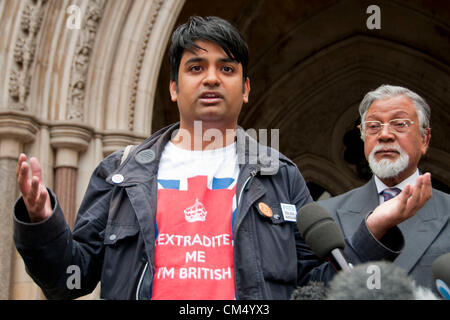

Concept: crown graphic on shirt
[[184, 198, 207, 222]]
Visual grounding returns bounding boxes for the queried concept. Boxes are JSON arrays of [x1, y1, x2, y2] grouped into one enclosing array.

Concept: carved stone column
[[0, 111, 38, 299], [50, 123, 92, 229]]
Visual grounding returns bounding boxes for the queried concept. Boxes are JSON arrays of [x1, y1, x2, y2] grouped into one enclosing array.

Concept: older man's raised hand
[[367, 172, 432, 240]]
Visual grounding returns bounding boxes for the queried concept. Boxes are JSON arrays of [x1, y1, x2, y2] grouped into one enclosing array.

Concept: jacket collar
[[395, 192, 448, 273], [105, 122, 177, 186], [335, 179, 379, 240], [106, 123, 288, 186]]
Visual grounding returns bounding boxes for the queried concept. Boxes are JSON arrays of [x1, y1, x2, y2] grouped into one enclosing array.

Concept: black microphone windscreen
[[290, 281, 327, 300], [327, 261, 416, 300], [297, 202, 345, 259], [432, 253, 450, 285]]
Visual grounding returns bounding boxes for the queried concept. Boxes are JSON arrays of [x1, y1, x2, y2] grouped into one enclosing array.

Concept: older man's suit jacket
[[319, 177, 450, 292]]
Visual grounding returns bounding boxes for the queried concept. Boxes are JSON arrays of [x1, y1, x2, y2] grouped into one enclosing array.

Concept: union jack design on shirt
[[152, 175, 237, 300]]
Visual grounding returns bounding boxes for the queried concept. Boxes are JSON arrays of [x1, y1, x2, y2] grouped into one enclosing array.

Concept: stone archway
[[0, 0, 185, 300]]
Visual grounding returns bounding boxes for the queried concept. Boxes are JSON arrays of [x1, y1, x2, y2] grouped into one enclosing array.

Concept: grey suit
[[319, 177, 450, 292]]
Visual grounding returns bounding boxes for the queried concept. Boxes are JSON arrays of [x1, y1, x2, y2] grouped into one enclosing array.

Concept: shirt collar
[[374, 169, 420, 194]]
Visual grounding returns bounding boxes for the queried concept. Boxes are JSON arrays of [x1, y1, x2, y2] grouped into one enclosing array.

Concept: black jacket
[[13, 123, 404, 299]]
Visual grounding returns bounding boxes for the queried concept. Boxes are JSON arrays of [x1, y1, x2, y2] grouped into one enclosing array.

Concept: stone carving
[[8, 0, 48, 110], [128, 0, 164, 131], [67, 0, 106, 121]]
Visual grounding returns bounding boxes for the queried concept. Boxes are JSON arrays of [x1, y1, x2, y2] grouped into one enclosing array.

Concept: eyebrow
[[366, 110, 411, 120], [184, 57, 204, 65], [220, 57, 238, 64], [184, 57, 238, 66]]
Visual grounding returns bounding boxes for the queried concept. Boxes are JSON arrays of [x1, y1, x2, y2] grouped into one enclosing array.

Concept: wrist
[[366, 212, 394, 240]]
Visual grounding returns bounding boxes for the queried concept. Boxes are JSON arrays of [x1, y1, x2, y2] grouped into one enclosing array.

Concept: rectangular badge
[[280, 203, 297, 222]]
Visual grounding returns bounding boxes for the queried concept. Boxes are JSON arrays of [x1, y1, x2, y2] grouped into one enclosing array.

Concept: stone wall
[[0, 0, 185, 299]]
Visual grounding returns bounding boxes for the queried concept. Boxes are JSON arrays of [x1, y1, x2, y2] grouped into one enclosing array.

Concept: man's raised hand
[[16, 153, 52, 222], [367, 173, 432, 240]]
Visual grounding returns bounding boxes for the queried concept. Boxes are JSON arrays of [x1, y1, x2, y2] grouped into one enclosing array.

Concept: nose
[[377, 123, 395, 142], [202, 67, 220, 87]]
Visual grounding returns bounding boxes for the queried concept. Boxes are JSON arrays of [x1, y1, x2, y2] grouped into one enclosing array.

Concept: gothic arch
[[0, 0, 186, 300], [293, 153, 359, 196]]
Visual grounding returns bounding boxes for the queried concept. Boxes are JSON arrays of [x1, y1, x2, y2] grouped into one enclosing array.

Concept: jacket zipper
[[234, 169, 258, 300], [237, 170, 258, 206], [135, 261, 149, 300]]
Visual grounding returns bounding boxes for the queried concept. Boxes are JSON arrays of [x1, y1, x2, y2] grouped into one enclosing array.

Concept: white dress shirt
[[374, 169, 420, 204]]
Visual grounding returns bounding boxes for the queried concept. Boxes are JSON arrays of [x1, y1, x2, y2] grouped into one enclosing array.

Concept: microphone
[[327, 261, 439, 300], [297, 202, 352, 271], [290, 281, 327, 300], [432, 253, 450, 300]]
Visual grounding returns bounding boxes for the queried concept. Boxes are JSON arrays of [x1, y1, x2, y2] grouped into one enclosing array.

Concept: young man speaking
[[14, 17, 420, 300]]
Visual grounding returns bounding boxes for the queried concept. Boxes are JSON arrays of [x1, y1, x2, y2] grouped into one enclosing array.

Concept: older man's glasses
[[358, 119, 416, 135]]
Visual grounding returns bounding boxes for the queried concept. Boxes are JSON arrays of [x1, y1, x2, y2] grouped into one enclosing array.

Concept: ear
[[243, 77, 250, 104], [169, 80, 178, 102], [420, 128, 431, 155]]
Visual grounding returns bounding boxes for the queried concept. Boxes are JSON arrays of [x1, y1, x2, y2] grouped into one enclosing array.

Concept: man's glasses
[[358, 119, 416, 135]]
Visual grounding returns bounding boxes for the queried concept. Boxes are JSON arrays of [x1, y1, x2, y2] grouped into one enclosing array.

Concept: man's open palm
[[16, 153, 52, 222]]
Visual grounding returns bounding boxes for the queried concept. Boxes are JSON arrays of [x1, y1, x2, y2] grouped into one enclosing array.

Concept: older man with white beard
[[319, 84, 450, 294]]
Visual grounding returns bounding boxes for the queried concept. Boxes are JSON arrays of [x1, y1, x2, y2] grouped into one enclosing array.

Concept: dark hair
[[169, 16, 249, 84]]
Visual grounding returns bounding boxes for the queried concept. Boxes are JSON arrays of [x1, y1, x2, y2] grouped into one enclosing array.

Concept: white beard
[[368, 144, 410, 179]]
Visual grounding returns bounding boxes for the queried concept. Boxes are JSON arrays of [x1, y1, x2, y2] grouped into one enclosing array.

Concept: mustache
[[370, 144, 404, 156]]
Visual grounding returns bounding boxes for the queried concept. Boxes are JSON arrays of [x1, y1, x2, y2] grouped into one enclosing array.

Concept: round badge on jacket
[[135, 149, 155, 164], [258, 202, 273, 218], [111, 174, 124, 184]]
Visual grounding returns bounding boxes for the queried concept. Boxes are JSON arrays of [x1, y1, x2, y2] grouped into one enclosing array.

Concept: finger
[[35, 185, 48, 215], [419, 173, 432, 204], [406, 177, 424, 213], [18, 161, 31, 196], [413, 176, 424, 199], [27, 176, 40, 205], [16, 153, 27, 177], [29, 157, 43, 182], [423, 172, 432, 188], [397, 184, 412, 204]]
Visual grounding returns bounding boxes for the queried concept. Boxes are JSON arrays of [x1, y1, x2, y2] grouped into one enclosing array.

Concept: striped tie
[[381, 187, 401, 202]]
